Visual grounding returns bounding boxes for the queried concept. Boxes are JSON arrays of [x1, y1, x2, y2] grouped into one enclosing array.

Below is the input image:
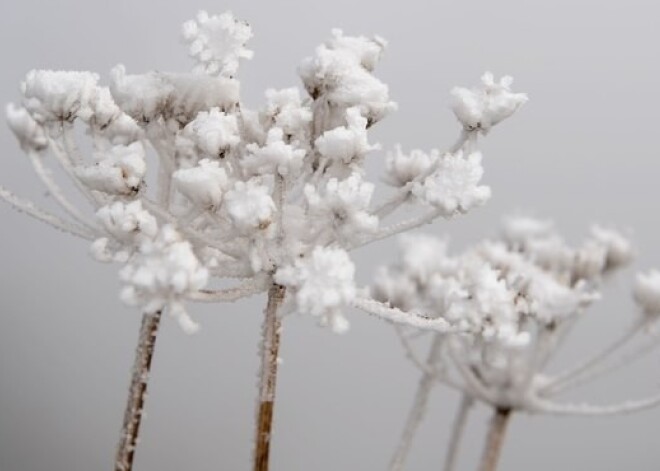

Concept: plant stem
[[443, 394, 473, 471], [115, 310, 162, 471], [478, 408, 512, 471], [253, 283, 286, 471], [389, 336, 444, 471]]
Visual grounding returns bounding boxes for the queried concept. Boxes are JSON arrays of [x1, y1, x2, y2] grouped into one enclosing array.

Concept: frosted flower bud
[[371, 266, 418, 311], [111, 65, 239, 123], [275, 246, 356, 333], [326, 29, 387, 72], [6, 104, 48, 151], [451, 72, 528, 132], [90, 86, 122, 129], [633, 270, 660, 315], [398, 234, 457, 283], [573, 240, 608, 280], [223, 179, 276, 233], [384, 146, 439, 187], [21, 70, 99, 122], [75, 142, 146, 194], [502, 216, 555, 247], [299, 42, 396, 125], [315, 107, 379, 164], [263, 88, 312, 138], [96, 200, 158, 244], [590, 225, 634, 270], [412, 150, 491, 215], [244, 128, 306, 177], [181, 10, 253, 77], [183, 107, 239, 157], [304, 172, 378, 242], [173, 159, 229, 209], [119, 225, 208, 333]]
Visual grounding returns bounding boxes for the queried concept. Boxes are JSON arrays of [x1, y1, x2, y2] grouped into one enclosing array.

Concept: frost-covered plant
[[374, 217, 660, 471], [3, 10, 527, 471]]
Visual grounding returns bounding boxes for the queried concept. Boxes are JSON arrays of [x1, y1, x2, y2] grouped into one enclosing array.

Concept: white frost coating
[[304, 172, 378, 242], [244, 128, 306, 177], [6, 104, 48, 151], [223, 179, 276, 233], [590, 225, 634, 270], [110, 65, 239, 123], [91, 200, 158, 262], [173, 159, 229, 208], [275, 246, 355, 333], [21, 70, 99, 122], [384, 146, 439, 187], [183, 107, 240, 157], [182, 10, 253, 77], [451, 72, 528, 132], [315, 107, 379, 164], [326, 29, 387, 72], [263, 88, 312, 139], [412, 151, 491, 215], [75, 142, 146, 195], [633, 270, 660, 315], [299, 32, 396, 125], [502, 215, 555, 247], [119, 225, 208, 333]]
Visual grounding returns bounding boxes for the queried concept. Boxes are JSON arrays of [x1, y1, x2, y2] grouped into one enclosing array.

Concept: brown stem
[[114, 311, 162, 471], [478, 408, 512, 471], [253, 284, 286, 471]]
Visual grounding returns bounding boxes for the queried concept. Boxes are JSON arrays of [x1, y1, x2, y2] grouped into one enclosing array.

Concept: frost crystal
[[451, 72, 528, 132], [275, 246, 355, 333], [181, 10, 253, 77]]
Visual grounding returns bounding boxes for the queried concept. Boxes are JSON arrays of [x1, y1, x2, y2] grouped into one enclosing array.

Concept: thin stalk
[[115, 310, 162, 471], [478, 408, 512, 471], [389, 336, 444, 471], [443, 395, 473, 471], [253, 283, 286, 471]]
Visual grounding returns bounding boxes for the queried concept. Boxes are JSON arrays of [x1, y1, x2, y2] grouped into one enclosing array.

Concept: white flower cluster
[[3, 11, 526, 335], [372, 216, 656, 412]]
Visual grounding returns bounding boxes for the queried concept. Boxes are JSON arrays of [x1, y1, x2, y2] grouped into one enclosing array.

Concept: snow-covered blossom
[[384, 146, 439, 187], [275, 246, 356, 333], [304, 172, 378, 242], [451, 72, 528, 132], [633, 270, 660, 315], [412, 150, 491, 215], [173, 159, 229, 209], [590, 225, 634, 270], [223, 179, 276, 234], [181, 10, 253, 77], [244, 128, 306, 177], [299, 34, 396, 125], [263, 88, 312, 139], [182, 107, 240, 157], [315, 107, 379, 166], [502, 215, 555, 248], [5, 104, 48, 151], [119, 225, 208, 333], [110, 65, 239, 123], [75, 142, 146, 194], [20, 70, 99, 122], [91, 200, 158, 262]]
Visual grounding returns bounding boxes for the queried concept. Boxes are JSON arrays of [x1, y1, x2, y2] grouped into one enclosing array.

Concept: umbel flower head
[[373, 216, 660, 416], [2, 10, 527, 334]]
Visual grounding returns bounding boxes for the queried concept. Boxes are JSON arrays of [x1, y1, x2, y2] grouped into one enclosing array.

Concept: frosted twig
[[443, 394, 474, 471]]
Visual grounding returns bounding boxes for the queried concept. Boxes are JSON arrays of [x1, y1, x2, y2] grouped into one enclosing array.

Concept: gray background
[[1, 0, 659, 470]]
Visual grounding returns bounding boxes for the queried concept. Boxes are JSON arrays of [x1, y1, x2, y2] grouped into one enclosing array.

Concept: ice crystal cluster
[[3, 10, 528, 334], [374, 217, 660, 415]]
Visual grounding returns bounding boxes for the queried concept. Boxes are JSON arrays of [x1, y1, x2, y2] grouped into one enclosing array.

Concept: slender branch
[[186, 277, 268, 302], [542, 318, 647, 394], [528, 393, 660, 417], [351, 208, 444, 250], [389, 335, 444, 471], [253, 283, 286, 471], [352, 296, 454, 332], [115, 311, 162, 471], [0, 185, 95, 239], [443, 394, 474, 471], [478, 408, 512, 471]]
